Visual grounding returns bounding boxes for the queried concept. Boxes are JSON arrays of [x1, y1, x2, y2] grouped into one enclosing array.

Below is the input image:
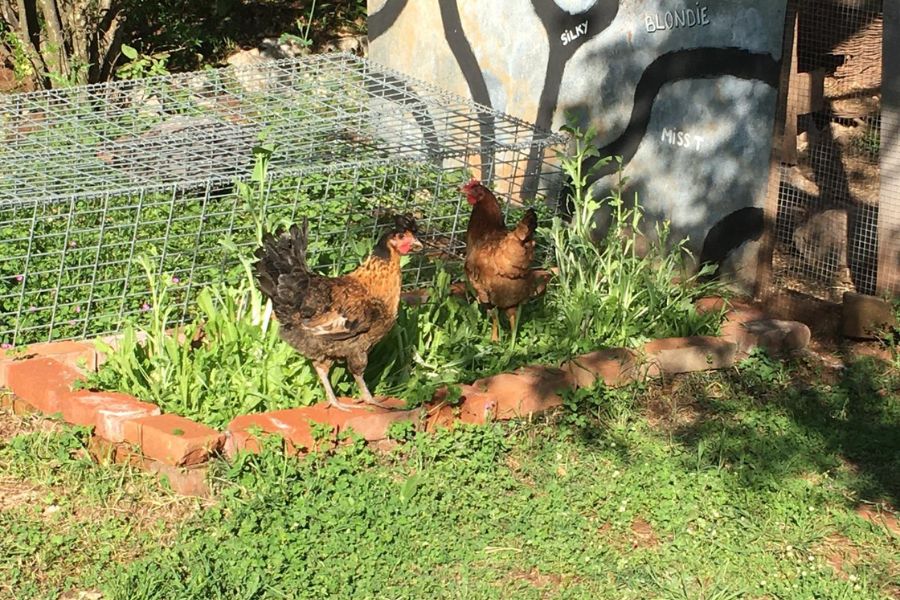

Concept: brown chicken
[[254, 215, 423, 411], [462, 179, 538, 341]]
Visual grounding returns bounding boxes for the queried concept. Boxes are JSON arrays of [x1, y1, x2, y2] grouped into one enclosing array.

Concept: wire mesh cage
[[0, 53, 566, 346], [766, 0, 898, 306]]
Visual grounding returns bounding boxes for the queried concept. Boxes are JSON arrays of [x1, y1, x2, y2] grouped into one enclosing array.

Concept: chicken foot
[[353, 373, 391, 409], [313, 361, 356, 412]]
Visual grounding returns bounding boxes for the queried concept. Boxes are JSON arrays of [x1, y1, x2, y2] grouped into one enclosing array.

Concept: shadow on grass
[[560, 349, 899, 508], [663, 354, 898, 507]]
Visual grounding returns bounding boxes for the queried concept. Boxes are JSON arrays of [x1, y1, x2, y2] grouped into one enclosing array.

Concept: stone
[[123, 414, 223, 466], [5, 358, 82, 415], [320, 35, 369, 56], [226, 49, 272, 93], [258, 37, 311, 60], [642, 336, 737, 375], [792, 209, 854, 289], [841, 292, 897, 339]]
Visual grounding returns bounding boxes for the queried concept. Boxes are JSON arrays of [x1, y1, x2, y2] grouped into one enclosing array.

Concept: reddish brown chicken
[[254, 215, 422, 411], [462, 179, 538, 341]]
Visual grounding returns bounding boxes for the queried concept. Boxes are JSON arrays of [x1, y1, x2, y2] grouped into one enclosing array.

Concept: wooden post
[[878, 1, 900, 296], [755, 2, 799, 301]]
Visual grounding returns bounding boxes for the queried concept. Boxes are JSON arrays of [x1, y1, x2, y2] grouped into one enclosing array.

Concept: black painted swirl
[[521, 0, 621, 198], [584, 47, 780, 184], [368, 0, 409, 43], [364, 74, 443, 162], [438, 0, 496, 183]]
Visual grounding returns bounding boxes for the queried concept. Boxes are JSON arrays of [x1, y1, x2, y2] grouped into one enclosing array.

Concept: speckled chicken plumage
[[253, 216, 419, 409]]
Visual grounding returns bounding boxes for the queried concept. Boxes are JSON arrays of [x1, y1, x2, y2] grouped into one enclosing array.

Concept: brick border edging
[[0, 297, 811, 496]]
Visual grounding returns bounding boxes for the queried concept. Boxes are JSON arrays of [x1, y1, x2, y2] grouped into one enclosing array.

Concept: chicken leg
[[313, 361, 355, 411], [490, 308, 501, 342], [505, 307, 518, 336], [353, 373, 390, 408]]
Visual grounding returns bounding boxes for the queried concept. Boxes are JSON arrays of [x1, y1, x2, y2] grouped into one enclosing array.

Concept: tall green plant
[[87, 253, 321, 428], [545, 123, 722, 347]]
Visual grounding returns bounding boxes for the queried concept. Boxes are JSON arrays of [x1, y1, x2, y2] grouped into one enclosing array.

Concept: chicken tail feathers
[[254, 218, 312, 302], [514, 208, 538, 242]]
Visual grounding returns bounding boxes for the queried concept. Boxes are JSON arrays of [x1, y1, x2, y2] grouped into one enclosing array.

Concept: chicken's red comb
[[460, 178, 481, 191]]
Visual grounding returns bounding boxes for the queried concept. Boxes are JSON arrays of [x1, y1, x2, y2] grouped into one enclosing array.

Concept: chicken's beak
[[409, 237, 424, 253]]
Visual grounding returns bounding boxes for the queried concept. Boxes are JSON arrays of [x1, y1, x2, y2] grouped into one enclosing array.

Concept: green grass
[[0, 418, 200, 599], [2, 353, 898, 599]]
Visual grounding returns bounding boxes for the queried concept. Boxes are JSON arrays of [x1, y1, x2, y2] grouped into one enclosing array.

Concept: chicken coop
[[0, 53, 566, 347], [758, 0, 900, 308]]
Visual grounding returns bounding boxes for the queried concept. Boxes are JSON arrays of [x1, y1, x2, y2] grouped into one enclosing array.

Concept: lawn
[[2, 349, 897, 599]]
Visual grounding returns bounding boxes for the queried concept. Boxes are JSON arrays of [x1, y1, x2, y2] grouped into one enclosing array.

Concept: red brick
[[0, 358, 12, 388], [642, 336, 737, 376], [227, 410, 313, 455], [469, 365, 573, 420], [227, 398, 418, 455], [147, 461, 210, 497], [6, 357, 82, 415], [60, 390, 160, 442], [695, 296, 728, 314], [228, 406, 339, 455], [424, 402, 458, 432], [561, 348, 640, 389], [730, 319, 812, 357], [723, 302, 768, 329], [87, 435, 119, 465], [2, 395, 37, 416], [123, 413, 223, 466], [342, 404, 422, 441], [458, 386, 498, 424], [19, 340, 98, 373]]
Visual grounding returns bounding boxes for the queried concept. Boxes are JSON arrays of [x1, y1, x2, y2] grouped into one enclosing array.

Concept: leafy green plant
[[116, 44, 171, 80], [279, 2, 319, 50], [546, 121, 723, 349], [84, 253, 322, 428]]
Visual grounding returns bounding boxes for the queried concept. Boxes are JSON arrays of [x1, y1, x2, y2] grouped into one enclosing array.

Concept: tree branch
[[1, 0, 20, 32], [13, 0, 51, 87], [96, 0, 124, 81], [36, 0, 70, 81]]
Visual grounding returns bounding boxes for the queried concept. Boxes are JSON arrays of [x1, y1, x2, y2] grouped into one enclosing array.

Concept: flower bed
[[0, 294, 812, 495]]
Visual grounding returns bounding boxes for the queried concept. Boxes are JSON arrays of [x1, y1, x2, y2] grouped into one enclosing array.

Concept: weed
[[548, 120, 722, 348], [116, 44, 171, 80]]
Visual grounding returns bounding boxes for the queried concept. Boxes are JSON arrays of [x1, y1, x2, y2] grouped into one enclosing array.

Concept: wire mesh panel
[[767, 0, 897, 304], [0, 53, 565, 346]]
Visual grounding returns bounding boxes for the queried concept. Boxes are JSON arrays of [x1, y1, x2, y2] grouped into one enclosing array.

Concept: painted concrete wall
[[369, 0, 788, 287]]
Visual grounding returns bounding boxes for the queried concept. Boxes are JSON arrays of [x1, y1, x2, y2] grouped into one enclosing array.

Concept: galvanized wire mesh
[[0, 53, 565, 346], [768, 0, 898, 304]]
